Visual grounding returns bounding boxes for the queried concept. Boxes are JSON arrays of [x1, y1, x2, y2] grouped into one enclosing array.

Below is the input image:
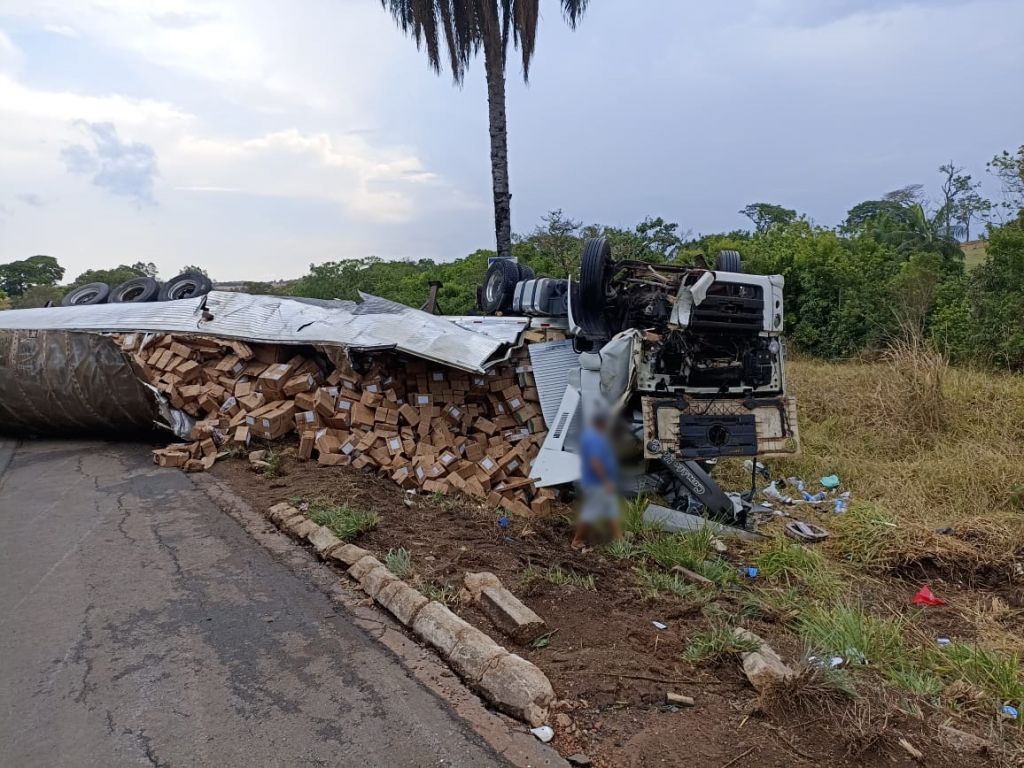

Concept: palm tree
[[380, 1, 590, 260]]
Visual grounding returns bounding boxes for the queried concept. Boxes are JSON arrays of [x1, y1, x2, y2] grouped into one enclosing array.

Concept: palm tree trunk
[[482, 32, 512, 260]]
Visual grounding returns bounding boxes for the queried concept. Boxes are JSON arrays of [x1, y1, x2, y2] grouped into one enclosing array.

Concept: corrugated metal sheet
[[527, 339, 580, 428], [0, 292, 513, 373], [445, 315, 530, 344]]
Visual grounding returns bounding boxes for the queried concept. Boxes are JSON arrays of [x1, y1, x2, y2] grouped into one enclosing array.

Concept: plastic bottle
[[802, 490, 827, 502], [834, 497, 848, 514]]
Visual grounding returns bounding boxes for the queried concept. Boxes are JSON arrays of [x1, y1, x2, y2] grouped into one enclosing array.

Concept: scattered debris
[[670, 565, 716, 587], [129, 332, 561, 514], [819, 474, 840, 489], [1001, 704, 1019, 720], [740, 566, 759, 579], [530, 725, 554, 743], [652, 621, 667, 630], [936, 637, 951, 648], [898, 737, 924, 761], [665, 692, 695, 707], [911, 585, 946, 606], [733, 628, 794, 691], [783, 520, 829, 542]]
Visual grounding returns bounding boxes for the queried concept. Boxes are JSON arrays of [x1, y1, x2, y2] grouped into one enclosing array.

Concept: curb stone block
[[284, 517, 319, 540], [478, 653, 555, 727], [360, 565, 399, 598], [307, 525, 343, 555], [463, 571, 502, 600], [268, 503, 298, 524], [347, 555, 383, 581], [375, 581, 428, 626], [412, 601, 472, 657], [447, 625, 507, 683], [326, 543, 370, 567], [278, 512, 306, 529], [479, 585, 547, 644]]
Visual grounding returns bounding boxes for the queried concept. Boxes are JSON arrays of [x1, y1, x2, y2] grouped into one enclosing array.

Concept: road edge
[[190, 472, 567, 768]]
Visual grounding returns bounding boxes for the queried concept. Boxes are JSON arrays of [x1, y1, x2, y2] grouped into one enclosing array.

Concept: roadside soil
[[211, 448, 1012, 768]]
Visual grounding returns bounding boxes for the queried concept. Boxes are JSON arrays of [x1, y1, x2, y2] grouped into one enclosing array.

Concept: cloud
[[43, 23, 79, 38], [149, 11, 220, 29], [61, 122, 159, 206], [15, 193, 44, 207]]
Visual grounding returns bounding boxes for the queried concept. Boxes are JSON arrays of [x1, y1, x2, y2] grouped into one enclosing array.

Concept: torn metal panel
[[526, 339, 580, 428], [0, 292, 512, 373], [445, 315, 530, 344], [643, 504, 766, 541]]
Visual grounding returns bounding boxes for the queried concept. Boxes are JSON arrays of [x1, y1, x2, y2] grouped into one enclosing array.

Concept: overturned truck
[[0, 239, 798, 529]]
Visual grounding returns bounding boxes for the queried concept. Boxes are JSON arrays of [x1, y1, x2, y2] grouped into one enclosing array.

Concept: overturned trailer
[[0, 240, 798, 528]]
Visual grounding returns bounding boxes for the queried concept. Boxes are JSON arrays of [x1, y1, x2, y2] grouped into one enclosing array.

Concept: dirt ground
[[210, 448, 1015, 768]]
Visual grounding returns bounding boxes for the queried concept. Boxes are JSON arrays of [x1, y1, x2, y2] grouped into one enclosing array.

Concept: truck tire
[[159, 272, 212, 301], [577, 237, 612, 338], [517, 263, 535, 281], [714, 249, 742, 272], [110, 276, 160, 303], [482, 259, 519, 313], [61, 282, 111, 307]]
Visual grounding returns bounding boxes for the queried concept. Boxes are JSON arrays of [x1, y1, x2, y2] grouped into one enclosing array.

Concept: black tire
[[159, 272, 212, 301], [714, 249, 742, 272], [517, 263, 535, 281], [577, 237, 612, 338], [110, 276, 160, 303], [61, 282, 110, 307], [481, 259, 519, 313]]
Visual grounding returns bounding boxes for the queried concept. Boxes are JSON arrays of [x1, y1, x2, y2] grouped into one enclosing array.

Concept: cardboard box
[[298, 432, 315, 460]]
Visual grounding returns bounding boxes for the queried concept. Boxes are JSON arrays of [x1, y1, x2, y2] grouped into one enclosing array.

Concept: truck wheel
[[61, 282, 111, 306], [517, 263, 535, 281], [714, 249, 742, 272], [159, 272, 212, 301], [577, 237, 612, 338], [110, 276, 160, 303], [482, 259, 519, 313]]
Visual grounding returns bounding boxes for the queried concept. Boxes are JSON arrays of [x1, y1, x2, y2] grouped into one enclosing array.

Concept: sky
[[0, 0, 1021, 282]]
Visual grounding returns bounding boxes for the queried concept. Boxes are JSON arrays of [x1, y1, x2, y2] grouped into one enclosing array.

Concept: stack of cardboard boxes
[[124, 330, 564, 516]]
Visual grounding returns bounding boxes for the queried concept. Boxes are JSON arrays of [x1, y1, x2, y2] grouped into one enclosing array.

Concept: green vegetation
[[683, 622, 760, 663], [384, 547, 413, 578], [639, 528, 737, 585], [520, 565, 596, 591], [633, 565, 712, 602], [421, 581, 458, 607], [308, 500, 380, 541]]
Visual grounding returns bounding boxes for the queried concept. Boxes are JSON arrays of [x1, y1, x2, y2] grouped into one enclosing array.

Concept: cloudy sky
[[0, 1, 1021, 281]]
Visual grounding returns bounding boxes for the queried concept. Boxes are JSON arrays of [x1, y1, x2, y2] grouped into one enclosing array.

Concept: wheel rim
[[485, 273, 502, 304], [124, 286, 144, 301], [171, 283, 196, 299], [74, 291, 97, 304]]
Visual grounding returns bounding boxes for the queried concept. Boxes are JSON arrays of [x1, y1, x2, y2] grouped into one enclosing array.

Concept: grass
[[753, 539, 843, 597], [639, 528, 737, 584], [307, 499, 380, 541], [633, 565, 713, 602], [928, 643, 1024, 709], [384, 547, 412, 578], [605, 538, 641, 561], [421, 581, 458, 607], [520, 565, 596, 591], [797, 602, 907, 670], [682, 622, 760, 663]]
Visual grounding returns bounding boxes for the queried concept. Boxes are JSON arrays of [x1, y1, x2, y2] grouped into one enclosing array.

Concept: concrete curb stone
[[360, 565, 399, 598], [307, 525, 343, 555], [348, 554, 383, 581], [376, 580, 429, 627], [478, 653, 556, 727]]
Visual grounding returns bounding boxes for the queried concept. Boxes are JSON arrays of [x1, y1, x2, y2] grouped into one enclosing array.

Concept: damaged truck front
[[482, 237, 799, 530]]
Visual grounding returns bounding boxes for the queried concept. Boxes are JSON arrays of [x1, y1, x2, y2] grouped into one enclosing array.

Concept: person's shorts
[[579, 485, 620, 524]]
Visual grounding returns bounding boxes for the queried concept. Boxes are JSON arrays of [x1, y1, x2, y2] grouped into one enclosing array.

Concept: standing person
[[572, 411, 622, 550]]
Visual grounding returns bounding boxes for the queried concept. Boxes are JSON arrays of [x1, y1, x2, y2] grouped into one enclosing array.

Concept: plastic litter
[[652, 621, 667, 630], [762, 481, 795, 505], [1001, 705, 1019, 720], [936, 637, 951, 648], [801, 490, 827, 503], [911, 585, 946, 606], [498, 515, 510, 529], [743, 459, 771, 479], [784, 520, 830, 542], [833, 497, 849, 514], [530, 726, 554, 742], [820, 474, 840, 489], [739, 566, 758, 579]]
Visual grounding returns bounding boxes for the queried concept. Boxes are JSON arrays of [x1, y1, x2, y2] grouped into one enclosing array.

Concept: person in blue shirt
[[572, 410, 622, 550]]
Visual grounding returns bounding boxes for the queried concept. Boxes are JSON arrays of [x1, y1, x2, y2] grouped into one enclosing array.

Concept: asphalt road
[[0, 439, 506, 768]]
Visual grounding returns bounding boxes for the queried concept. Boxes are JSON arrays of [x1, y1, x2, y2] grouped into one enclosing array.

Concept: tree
[[0, 255, 65, 297], [935, 163, 990, 240], [882, 184, 924, 207], [179, 265, 209, 277], [10, 284, 64, 309], [520, 208, 583, 277], [987, 145, 1024, 215], [380, 0, 589, 260], [70, 262, 157, 290], [739, 203, 797, 235]]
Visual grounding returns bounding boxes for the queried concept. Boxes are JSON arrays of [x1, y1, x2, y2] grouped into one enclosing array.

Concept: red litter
[[911, 585, 946, 606]]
